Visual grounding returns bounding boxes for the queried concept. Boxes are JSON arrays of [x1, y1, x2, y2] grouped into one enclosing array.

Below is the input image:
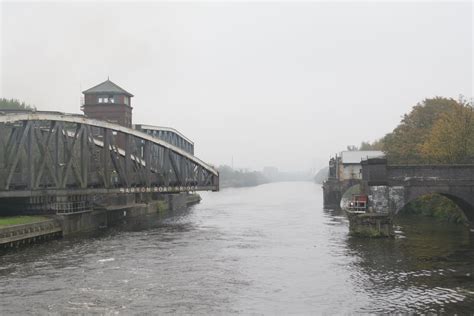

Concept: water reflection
[[345, 216, 474, 313], [323, 206, 349, 225], [0, 182, 473, 314]]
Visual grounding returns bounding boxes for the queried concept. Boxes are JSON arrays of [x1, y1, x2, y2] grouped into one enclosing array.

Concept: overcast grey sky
[[1, 1, 472, 172]]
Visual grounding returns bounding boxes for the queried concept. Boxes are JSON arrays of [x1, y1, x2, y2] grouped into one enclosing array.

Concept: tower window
[[97, 96, 114, 103]]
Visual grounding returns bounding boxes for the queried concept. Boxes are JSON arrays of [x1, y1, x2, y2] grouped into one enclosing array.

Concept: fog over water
[[1, 1, 472, 171]]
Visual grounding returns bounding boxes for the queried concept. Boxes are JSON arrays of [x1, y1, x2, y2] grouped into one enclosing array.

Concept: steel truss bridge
[[0, 112, 219, 204]]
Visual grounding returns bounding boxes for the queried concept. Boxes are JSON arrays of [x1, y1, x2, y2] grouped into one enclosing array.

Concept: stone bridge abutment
[[323, 179, 361, 210], [361, 159, 474, 223]]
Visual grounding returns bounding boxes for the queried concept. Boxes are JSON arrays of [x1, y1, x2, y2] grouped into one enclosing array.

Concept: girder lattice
[[0, 112, 219, 198]]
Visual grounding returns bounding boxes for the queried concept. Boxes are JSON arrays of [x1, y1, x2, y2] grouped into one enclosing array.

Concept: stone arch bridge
[[360, 158, 474, 223]]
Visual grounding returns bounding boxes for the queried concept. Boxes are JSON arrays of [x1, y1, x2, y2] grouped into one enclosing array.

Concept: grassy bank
[[0, 216, 50, 227]]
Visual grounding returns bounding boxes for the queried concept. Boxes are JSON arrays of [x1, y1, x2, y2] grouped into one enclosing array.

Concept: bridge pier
[[323, 178, 397, 237], [365, 185, 405, 214], [322, 179, 343, 210], [347, 212, 394, 237], [345, 172, 403, 237], [323, 179, 360, 210]]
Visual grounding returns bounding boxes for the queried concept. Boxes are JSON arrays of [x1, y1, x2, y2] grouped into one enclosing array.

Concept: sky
[[1, 1, 472, 172]]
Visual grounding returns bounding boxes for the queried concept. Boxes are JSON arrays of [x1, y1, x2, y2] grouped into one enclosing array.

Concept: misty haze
[[0, 1, 473, 314]]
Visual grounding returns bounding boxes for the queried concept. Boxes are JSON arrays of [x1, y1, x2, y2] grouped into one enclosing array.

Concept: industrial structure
[[135, 124, 194, 155], [82, 79, 134, 128], [0, 79, 219, 216]]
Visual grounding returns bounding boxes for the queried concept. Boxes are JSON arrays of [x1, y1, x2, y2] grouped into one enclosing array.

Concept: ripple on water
[[0, 183, 473, 314]]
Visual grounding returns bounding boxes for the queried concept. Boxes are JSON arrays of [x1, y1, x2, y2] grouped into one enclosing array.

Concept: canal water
[[0, 182, 473, 314]]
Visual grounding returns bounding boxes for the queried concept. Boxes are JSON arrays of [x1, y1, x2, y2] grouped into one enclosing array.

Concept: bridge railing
[[361, 158, 474, 186], [387, 165, 474, 179]]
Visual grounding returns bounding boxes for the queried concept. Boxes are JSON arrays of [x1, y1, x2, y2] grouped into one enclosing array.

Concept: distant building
[[134, 124, 194, 155], [82, 79, 133, 128], [331, 151, 384, 181]]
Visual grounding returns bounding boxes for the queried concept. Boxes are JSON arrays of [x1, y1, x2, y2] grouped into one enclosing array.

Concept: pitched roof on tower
[[82, 79, 134, 97]]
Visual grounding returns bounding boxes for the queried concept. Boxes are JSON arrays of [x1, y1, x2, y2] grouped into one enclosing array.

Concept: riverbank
[[0, 193, 201, 249], [217, 165, 268, 188], [0, 218, 62, 249]]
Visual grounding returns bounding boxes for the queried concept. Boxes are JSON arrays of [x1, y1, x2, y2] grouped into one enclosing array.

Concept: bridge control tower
[[82, 79, 134, 128]]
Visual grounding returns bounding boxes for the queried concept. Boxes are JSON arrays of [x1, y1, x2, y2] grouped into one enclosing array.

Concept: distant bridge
[[0, 112, 219, 204], [361, 158, 474, 222]]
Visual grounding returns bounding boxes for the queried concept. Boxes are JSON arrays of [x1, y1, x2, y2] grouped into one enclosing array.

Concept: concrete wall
[[347, 212, 394, 237], [57, 209, 109, 236], [0, 219, 62, 248], [58, 193, 196, 236], [0, 192, 201, 244]]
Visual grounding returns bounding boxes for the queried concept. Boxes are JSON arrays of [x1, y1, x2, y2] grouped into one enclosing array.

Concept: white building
[[338, 151, 384, 180]]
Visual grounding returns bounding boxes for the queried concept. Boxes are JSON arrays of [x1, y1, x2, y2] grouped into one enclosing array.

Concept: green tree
[[0, 98, 35, 111], [382, 97, 460, 164], [356, 97, 472, 224], [368, 97, 472, 163], [359, 139, 384, 151], [217, 165, 268, 188], [421, 101, 474, 163]]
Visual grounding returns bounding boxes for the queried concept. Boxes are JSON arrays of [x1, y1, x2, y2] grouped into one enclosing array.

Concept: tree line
[[217, 165, 268, 188], [356, 97, 474, 164], [0, 98, 36, 111]]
